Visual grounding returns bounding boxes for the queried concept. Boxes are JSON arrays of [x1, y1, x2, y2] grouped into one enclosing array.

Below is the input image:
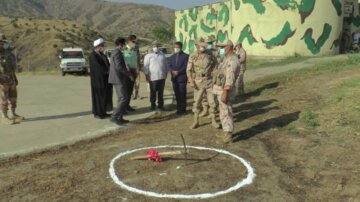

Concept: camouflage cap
[[128, 34, 137, 42], [205, 35, 216, 43], [152, 40, 161, 46], [195, 38, 207, 47], [216, 40, 234, 47], [235, 41, 242, 47]]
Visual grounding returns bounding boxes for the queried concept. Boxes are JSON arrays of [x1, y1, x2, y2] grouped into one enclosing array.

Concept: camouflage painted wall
[[175, 0, 358, 56]]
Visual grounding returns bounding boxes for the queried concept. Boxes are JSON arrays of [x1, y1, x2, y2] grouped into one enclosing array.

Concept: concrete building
[[175, 0, 360, 56]]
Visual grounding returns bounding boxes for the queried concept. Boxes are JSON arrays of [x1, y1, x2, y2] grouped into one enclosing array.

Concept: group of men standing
[[171, 37, 246, 145], [1, 31, 247, 145], [89, 34, 247, 144], [89, 36, 169, 125], [0, 34, 24, 125]]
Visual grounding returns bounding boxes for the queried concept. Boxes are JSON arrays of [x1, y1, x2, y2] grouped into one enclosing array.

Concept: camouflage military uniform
[[187, 50, 220, 129], [0, 49, 22, 124], [200, 48, 219, 117], [133, 45, 141, 100], [213, 52, 240, 134], [235, 47, 247, 96]]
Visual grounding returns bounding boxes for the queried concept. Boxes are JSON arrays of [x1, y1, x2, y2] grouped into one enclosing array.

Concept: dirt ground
[[1, 66, 360, 202]]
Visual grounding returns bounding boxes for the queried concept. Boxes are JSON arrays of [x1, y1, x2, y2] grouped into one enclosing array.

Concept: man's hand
[[172, 71, 179, 77], [189, 80, 198, 90], [221, 90, 228, 103], [126, 65, 131, 72], [145, 75, 150, 83], [129, 76, 135, 82]]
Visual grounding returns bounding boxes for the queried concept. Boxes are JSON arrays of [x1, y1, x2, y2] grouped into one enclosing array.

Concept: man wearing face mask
[[187, 38, 220, 130], [169, 41, 189, 115], [129, 35, 142, 100], [198, 36, 218, 118], [213, 40, 241, 145], [109, 37, 134, 125], [0, 34, 24, 125], [143, 41, 168, 111], [89, 38, 113, 119], [123, 35, 140, 112], [234, 42, 247, 96]]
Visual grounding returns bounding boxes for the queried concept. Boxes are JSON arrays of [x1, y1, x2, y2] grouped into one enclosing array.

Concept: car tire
[[61, 71, 66, 77]]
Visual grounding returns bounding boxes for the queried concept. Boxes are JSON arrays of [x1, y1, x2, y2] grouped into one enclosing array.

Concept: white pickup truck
[[59, 48, 88, 76]]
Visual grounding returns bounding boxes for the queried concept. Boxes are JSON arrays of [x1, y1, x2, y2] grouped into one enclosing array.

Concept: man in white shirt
[[143, 41, 168, 111]]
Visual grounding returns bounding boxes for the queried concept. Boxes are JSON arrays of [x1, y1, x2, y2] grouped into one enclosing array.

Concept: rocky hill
[[0, 16, 100, 69], [0, 0, 174, 37]]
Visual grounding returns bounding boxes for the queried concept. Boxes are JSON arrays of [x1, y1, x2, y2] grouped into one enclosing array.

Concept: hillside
[[0, 0, 174, 37], [0, 16, 99, 69]]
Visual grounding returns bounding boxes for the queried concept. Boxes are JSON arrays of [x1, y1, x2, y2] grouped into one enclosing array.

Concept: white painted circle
[[109, 145, 256, 199]]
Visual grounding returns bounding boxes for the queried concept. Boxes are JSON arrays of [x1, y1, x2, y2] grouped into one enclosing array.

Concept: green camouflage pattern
[[175, 0, 359, 56]]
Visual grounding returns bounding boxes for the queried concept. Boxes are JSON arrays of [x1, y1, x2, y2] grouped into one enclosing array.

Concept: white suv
[[59, 48, 88, 76]]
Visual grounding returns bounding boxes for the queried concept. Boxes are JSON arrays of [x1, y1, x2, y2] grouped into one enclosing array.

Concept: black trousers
[[112, 82, 129, 119], [126, 69, 138, 107], [172, 82, 187, 113], [150, 79, 165, 108]]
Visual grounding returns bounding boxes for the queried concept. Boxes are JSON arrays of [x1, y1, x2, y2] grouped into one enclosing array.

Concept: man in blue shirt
[[168, 42, 189, 115]]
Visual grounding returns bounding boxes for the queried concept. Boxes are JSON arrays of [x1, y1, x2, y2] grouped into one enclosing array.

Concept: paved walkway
[[0, 54, 349, 160], [0, 76, 174, 159]]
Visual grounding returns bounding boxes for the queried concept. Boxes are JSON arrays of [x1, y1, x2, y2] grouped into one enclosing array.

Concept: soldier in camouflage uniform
[[213, 40, 240, 144], [187, 38, 220, 129], [0, 34, 24, 125], [199, 36, 218, 118], [130, 35, 142, 100], [234, 42, 247, 96]]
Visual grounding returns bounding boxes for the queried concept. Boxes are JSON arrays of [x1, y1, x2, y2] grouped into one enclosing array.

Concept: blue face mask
[[3, 43, 9, 50], [207, 44, 213, 50], [219, 48, 226, 57]]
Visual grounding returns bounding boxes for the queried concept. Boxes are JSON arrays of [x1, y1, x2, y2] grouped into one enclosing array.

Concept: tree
[[151, 25, 174, 43]]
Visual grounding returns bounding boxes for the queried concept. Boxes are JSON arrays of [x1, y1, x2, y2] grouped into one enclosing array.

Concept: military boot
[[210, 114, 220, 129], [9, 109, 25, 123], [199, 107, 209, 117], [216, 132, 233, 145], [1, 112, 15, 125], [190, 113, 200, 129]]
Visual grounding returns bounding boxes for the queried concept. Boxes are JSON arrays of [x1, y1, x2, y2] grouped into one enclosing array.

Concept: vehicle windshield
[[62, 51, 84, 59]]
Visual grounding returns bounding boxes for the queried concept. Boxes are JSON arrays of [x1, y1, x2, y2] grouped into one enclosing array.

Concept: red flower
[[146, 150, 162, 163]]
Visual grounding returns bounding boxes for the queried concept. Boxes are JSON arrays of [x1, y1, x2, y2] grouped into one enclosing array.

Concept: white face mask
[[153, 47, 159, 53], [127, 44, 135, 49], [174, 48, 181, 53], [200, 47, 206, 52]]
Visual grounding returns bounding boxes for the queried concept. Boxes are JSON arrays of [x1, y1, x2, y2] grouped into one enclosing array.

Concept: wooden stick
[[130, 150, 186, 160], [180, 134, 188, 165]]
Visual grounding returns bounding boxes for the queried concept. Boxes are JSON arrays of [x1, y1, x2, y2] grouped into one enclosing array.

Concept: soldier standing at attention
[[123, 35, 139, 112], [213, 40, 240, 145], [0, 34, 24, 125], [187, 38, 220, 130], [234, 42, 247, 96], [128, 35, 142, 100], [199, 36, 218, 118]]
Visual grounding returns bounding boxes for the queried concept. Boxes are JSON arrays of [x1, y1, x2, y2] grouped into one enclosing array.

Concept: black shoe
[[158, 106, 165, 111], [119, 118, 130, 123], [94, 114, 110, 119], [127, 106, 136, 112], [150, 106, 156, 111], [176, 111, 185, 116], [110, 118, 129, 125], [123, 110, 129, 115]]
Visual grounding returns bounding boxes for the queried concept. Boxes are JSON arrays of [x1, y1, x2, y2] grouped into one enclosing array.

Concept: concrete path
[[0, 76, 174, 159], [0, 54, 349, 160]]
